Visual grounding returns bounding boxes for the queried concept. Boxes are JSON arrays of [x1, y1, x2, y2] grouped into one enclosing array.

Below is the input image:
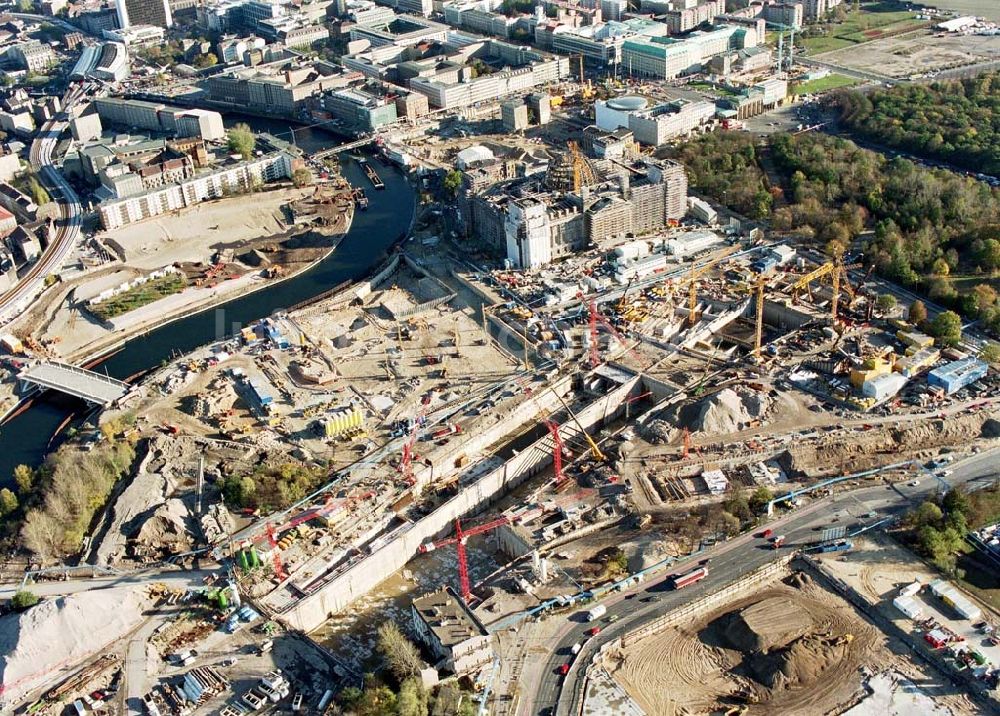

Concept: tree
[[943, 487, 971, 517], [749, 486, 774, 514], [908, 299, 927, 324], [10, 590, 39, 610], [0, 487, 17, 515], [442, 170, 463, 198], [15, 0, 33, 11], [397, 678, 429, 716], [980, 342, 1000, 365], [227, 123, 256, 160], [931, 258, 951, 277], [910, 500, 943, 529], [875, 294, 897, 315], [292, 167, 313, 188], [13, 464, 33, 494], [376, 621, 424, 682], [723, 488, 753, 524], [929, 310, 963, 347], [718, 510, 741, 537], [193, 53, 218, 69]]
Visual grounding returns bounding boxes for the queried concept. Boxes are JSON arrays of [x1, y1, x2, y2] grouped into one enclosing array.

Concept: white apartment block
[[99, 152, 294, 230], [408, 57, 569, 109]]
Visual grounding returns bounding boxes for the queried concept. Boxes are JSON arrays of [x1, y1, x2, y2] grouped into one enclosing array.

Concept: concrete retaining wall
[[621, 555, 794, 647], [281, 375, 642, 632]]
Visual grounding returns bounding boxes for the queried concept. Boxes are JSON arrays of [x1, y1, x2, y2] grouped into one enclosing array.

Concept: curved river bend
[[0, 122, 416, 489]]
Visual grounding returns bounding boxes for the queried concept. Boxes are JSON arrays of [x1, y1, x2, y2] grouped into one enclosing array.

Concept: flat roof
[[412, 588, 488, 648]]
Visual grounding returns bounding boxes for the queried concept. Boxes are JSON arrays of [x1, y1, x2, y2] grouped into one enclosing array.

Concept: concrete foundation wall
[[281, 375, 641, 632], [763, 300, 813, 330]]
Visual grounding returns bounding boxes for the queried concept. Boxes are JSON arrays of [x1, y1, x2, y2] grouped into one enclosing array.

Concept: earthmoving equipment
[[418, 515, 510, 602]]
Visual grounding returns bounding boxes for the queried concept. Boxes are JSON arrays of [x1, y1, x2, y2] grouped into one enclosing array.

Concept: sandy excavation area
[[608, 570, 884, 716], [101, 186, 312, 270]]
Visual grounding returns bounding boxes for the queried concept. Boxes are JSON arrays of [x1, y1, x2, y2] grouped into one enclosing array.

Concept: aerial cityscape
[[1, 0, 1000, 714]]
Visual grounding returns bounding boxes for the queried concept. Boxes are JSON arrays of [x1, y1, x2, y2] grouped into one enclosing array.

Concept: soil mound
[[748, 633, 850, 690], [720, 597, 813, 653], [686, 387, 772, 435]]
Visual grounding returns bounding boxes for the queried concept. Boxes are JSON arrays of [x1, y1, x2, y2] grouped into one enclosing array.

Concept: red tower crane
[[546, 419, 567, 485], [418, 515, 510, 601], [399, 394, 432, 484], [588, 299, 645, 367], [264, 522, 287, 581]]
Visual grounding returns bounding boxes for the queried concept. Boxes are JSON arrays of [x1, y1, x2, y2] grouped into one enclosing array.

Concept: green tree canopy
[[929, 310, 962, 347], [10, 590, 39, 610], [227, 123, 256, 161]]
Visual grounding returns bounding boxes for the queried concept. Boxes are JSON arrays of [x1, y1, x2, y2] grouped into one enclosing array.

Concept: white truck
[[586, 604, 607, 622]]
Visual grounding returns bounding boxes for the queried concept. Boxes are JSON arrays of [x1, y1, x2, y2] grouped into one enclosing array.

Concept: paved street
[[518, 448, 1000, 716]]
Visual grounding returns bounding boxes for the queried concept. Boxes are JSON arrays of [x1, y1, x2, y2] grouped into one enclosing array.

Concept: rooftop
[[412, 587, 488, 648]]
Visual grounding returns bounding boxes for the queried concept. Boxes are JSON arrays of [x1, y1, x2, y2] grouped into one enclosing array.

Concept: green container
[[238, 549, 249, 571]]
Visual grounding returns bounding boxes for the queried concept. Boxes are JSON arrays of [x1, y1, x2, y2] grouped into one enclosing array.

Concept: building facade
[[116, 0, 173, 28], [98, 152, 296, 230]]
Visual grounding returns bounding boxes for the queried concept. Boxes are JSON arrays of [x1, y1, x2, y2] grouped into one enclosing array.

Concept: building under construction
[[461, 151, 688, 269]]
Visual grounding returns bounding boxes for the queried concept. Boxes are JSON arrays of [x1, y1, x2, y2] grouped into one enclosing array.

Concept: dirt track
[[609, 571, 882, 715]]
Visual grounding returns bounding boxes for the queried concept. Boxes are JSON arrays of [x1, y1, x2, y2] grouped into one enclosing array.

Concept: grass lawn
[[798, 6, 928, 55], [793, 73, 862, 94], [89, 273, 187, 320]]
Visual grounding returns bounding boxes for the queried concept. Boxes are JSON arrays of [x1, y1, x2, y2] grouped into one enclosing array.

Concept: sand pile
[[134, 498, 194, 554], [0, 586, 149, 705], [748, 633, 851, 690], [688, 387, 772, 435], [722, 597, 813, 653]]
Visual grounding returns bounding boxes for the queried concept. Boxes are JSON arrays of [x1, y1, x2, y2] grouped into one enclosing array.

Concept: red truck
[[670, 567, 708, 590]]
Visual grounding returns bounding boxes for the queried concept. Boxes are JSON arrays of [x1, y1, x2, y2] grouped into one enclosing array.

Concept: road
[[0, 567, 216, 600], [0, 86, 85, 324], [519, 449, 1000, 716]]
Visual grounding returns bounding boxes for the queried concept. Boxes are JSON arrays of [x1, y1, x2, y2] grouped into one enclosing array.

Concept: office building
[[596, 94, 716, 146], [94, 98, 226, 141], [621, 24, 756, 79], [116, 0, 173, 28], [319, 87, 398, 131], [204, 59, 355, 116], [9, 42, 55, 72]]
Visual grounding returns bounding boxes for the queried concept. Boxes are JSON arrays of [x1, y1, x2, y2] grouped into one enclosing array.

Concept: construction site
[[6, 174, 1000, 714], [601, 558, 982, 716]]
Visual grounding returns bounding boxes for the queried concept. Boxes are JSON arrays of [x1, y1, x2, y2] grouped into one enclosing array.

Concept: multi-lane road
[[0, 88, 84, 324], [519, 449, 1000, 716]]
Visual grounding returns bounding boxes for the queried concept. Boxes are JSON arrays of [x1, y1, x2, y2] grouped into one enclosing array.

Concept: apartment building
[[99, 152, 296, 230]]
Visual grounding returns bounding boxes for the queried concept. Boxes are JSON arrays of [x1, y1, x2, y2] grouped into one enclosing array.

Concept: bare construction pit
[[607, 570, 886, 715]]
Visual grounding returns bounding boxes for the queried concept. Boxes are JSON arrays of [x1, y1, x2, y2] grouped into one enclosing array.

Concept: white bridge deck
[[19, 361, 129, 405]]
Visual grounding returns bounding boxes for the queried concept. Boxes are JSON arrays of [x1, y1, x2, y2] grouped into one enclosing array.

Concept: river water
[[0, 119, 416, 489]]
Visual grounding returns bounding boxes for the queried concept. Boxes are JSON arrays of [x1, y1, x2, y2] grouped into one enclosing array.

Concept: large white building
[[505, 198, 552, 269], [621, 24, 756, 79], [596, 94, 716, 146], [98, 152, 295, 230]]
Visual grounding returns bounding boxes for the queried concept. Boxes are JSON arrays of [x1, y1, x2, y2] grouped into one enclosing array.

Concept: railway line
[[0, 87, 85, 324]]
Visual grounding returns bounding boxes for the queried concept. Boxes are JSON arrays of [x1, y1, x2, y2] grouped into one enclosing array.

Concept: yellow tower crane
[[568, 141, 598, 192], [685, 245, 740, 326], [789, 260, 861, 321]]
